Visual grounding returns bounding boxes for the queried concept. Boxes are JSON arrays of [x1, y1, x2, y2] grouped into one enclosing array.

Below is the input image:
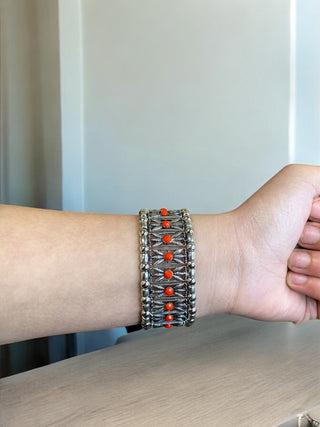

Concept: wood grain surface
[[1, 314, 320, 426]]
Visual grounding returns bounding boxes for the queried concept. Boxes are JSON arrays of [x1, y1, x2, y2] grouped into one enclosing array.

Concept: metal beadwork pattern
[[139, 208, 196, 329]]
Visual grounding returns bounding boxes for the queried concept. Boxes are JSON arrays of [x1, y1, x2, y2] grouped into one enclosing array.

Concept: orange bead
[[162, 220, 170, 228], [164, 270, 173, 279], [160, 208, 168, 216], [165, 324, 172, 328], [164, 252, 173, 261], [163, 235, 172, 243], [165, 287, 174, 296], [165, 302, 174, 311], [165, 314, 173, 322]]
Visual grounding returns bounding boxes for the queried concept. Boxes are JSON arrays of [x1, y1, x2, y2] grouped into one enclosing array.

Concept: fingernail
[[290, 251, 311, 268], [289, 272, 308, 286], [300, 225, 320, 245]]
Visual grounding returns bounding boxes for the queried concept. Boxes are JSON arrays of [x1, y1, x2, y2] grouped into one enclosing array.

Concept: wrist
[[192, 211, 242, 318]]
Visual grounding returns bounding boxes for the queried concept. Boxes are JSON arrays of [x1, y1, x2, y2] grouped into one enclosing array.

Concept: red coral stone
[[160, 208, 168, 216], [163, 235, 172, 243], [164, 270, 173, 279], [165, 314, 173, 322], [165, 324, 173, 328], [164, 252, 173, 261], [165, 302, 174, 311], [162, 220, 171, 228], [165, 287, 174, 296]]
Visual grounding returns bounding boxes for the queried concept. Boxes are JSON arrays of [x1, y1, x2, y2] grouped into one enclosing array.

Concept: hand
[[223, 164, 320, 323]]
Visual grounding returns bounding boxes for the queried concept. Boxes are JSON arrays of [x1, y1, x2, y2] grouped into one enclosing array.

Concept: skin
[[227, 164, 320, 323], [0, 164, 319, 345]]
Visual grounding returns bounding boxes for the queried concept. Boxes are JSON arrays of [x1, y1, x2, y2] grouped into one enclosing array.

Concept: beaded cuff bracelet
[[139, 208, 196, 329]]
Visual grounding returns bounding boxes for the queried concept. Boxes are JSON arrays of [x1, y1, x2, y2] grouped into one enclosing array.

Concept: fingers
[[287, 249, 320, 300], [287, 271, 320, 302], [309, 198, 320, 222], [298, 222, 320, 250], [297, 198, 320, 250], [288, 249, 320, 276], [287, 198, 320, 304]]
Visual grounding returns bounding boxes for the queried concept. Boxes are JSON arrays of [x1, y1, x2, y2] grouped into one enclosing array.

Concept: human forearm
[[0, 205, 235, 344], [0, 205, 145, 344]]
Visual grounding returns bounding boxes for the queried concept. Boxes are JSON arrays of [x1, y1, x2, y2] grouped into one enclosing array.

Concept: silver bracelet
[[139, 208, 196, 329]]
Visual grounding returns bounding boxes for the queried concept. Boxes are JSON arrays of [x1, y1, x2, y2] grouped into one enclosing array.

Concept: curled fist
[[209, 164, 320, 323]]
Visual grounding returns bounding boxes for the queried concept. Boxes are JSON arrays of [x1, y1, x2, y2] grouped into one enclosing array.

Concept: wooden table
[[1, 314, 320, 426]]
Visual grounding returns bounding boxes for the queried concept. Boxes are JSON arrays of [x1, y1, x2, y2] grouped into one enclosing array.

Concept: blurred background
[[0, 0, 319, 377]]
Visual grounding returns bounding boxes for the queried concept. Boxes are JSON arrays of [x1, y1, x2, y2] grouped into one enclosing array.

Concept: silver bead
[[142, 310, 151, 317], [141, 253, 149, 263], [141, 280, 150, 289], [187, 234, 194, 243], [187, 243, 195, 251], [141, 236, 148, 246], [189, 284, 195, 293], [141, 271, 149, 281], [188, 269, 195, 279], [142, 289, 150, 297]]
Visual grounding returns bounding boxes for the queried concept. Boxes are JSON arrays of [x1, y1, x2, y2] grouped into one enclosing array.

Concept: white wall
[[294, 0, 320, 163], [82, 0, 290, 214], [1, 3, 319, 222]]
